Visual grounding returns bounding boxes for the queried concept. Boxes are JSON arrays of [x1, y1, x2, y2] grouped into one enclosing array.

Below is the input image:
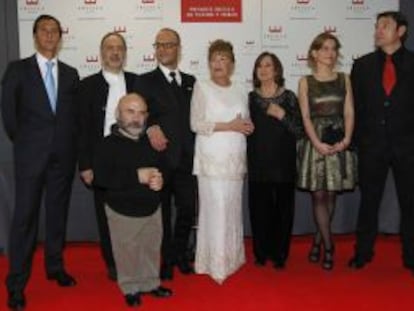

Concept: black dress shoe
[[176, 259, 194, 274], [273, 260, 286, 270], [348, 256, 371, 269], [7, 290, 26, 310], [124, 292, 141, 307], [254, 258, 266, 266], [403, 263, 414, 275], [47, 271, 77, 287], [160, 263, 174, 280], [149, 286, 172, 298], [107, 266, 117, 281]]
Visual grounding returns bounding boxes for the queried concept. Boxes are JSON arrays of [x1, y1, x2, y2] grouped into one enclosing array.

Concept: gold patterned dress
[[297, 73, 357, 191]]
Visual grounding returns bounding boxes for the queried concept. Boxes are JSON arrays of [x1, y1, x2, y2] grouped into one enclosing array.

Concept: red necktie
[[382, 55, 396, 96]]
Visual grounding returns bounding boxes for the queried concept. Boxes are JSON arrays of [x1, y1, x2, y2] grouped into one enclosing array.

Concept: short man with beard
[[92, 93, 172, 307]]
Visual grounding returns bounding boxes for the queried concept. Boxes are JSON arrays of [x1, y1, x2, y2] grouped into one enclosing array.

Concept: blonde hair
[[307, 32, 341, 69]]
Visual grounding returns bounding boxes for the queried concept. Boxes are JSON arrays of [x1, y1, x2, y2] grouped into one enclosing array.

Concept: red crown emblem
[[86, 56, 99, 63], [26, 0, 39, 5]]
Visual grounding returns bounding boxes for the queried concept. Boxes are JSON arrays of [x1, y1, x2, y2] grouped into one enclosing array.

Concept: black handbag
[[321, 124, 344, 145], [321, 124, 348, 178]]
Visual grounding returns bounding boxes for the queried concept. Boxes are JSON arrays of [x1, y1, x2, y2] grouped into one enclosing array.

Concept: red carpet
[[1, 235, 413, 311]]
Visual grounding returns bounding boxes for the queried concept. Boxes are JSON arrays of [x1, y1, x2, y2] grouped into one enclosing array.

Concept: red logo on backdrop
[[114, 26, 127, 33], [296, 54, 308, 62], [296, 0, 310, 4], [141, 0, 155, 3], [324, 26, 337, 33], [143, 54, 155, 62], [268, 26, 283, 33], [84, 0, 97, 4], [181, 0, 242, 23], [86, 56, 99, 63], [26, 0, 39, 5], [352, 0, 364, 4]]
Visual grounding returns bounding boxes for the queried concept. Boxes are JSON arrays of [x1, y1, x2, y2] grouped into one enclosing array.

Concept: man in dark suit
[[134, 28, 196, 280], [349, 11, 414, 274], [1, 15, 79, 310], [78, 32, 137, 281]]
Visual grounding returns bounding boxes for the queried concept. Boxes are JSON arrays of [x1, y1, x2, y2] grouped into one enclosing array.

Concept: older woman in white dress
[[190, 39, 254, 283]]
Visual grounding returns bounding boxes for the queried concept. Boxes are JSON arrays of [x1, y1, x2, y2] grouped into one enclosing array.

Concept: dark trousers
[[161, 168, 196, 264], [93, 189, 116, 272], [6, 157, 74, 292], [356, 148, 414, 266], [248, 181, 295, 263]]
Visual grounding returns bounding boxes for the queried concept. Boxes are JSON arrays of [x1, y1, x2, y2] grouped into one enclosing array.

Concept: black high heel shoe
[[322, 245, 335, 270], [308, 243, 321, 263]]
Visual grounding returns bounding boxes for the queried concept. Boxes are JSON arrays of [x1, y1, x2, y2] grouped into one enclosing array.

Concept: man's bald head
[[116, 93, 148, 139]]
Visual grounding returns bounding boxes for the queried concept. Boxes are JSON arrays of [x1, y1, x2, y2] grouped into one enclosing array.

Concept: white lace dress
[[190, 79, 248, 284]]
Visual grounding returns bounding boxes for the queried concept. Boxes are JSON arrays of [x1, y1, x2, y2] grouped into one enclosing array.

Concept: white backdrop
[[10, 0, 404, 240], [18, 0, 399, 92]]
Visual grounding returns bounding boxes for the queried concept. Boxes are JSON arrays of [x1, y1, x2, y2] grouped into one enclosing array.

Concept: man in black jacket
[[134, 28, 196, 280], [1, 15, 79, 310], [349, 11, 414, 274], [78, 32, 137, 280], [93, 93, 172, 307]]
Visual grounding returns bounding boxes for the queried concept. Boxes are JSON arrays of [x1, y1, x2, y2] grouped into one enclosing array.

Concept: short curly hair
[[208, 39, 235, 63]]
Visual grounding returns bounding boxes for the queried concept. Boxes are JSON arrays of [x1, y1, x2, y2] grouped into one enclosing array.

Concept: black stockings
[[311, 190, 336, 250]]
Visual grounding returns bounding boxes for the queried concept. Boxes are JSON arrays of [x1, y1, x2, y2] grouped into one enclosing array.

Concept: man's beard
[[119, 120, 146, 139]]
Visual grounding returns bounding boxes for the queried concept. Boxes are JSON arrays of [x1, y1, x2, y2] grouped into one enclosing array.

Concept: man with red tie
[[349, 11, 414, 275]]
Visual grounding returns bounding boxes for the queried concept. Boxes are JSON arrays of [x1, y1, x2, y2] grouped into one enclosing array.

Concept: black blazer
[[133, 67, 195, 171], [351, 47, 414, 156], [77, 71, 137, 171], [1, 55, 79, 176]]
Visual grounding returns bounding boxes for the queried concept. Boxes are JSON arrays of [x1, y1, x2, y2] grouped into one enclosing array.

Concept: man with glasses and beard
[[92, 93, 172, 307]]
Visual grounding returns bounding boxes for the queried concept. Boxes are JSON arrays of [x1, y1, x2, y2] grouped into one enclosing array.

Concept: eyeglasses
[[152, 42, 179, 49]]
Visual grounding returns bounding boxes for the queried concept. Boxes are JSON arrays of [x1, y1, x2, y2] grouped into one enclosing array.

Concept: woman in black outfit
[[247, 52, 303, 269]]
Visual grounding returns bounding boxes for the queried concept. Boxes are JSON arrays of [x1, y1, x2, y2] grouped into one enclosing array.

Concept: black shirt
[[92, 127, 163, 217], [247, 89, 303, 182]]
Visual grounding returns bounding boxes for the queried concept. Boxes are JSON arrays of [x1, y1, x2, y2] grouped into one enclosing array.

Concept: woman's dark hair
[[252, 51, 285, 88]]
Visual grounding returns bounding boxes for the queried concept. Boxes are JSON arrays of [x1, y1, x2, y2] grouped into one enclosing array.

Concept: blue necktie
[[45, 61, 57, 113]]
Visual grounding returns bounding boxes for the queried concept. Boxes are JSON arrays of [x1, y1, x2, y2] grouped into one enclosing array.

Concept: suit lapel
[[397, 51, 414, 92], [97, 72, 109, 129], [371, 55, 384, 98], [155, 67, 180, 106], [125, 72, 135, 92], [56, 61, 64, 114]]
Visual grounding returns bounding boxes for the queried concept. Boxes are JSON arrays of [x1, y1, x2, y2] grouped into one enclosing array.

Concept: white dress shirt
[[159, 64, 182, 86], [102, 70, 127, 136]]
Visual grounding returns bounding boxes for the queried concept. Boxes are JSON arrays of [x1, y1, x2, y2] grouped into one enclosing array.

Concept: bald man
[[92, 93, 172, 307], [134, 28, 196, 280]]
